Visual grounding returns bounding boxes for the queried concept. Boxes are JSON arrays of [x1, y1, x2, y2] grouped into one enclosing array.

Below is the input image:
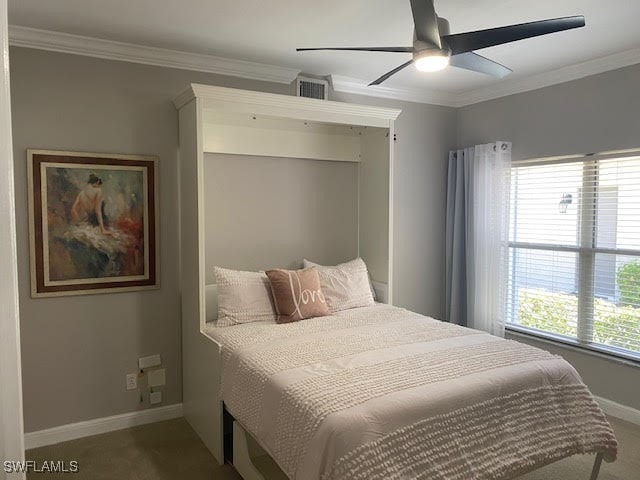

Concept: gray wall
[[458, 64, 640, 161], [204, 153, 359, 281], [10, 46, 456, 432], [458, 64, 640, 411]]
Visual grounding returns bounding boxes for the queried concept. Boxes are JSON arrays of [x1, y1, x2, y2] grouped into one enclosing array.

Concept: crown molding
[[8, 25, 640, 108], [176, 83, 401, 119], [334, 47, 640, 108], [8, 25, 300, 85], [331, 75, 459, 107], [456, 47, 640, 107], [174, 83, 400, 129]]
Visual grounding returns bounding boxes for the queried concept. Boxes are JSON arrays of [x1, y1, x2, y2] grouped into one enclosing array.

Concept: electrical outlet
[[150, 391, 162, 405], [126, 373, 138, 391]]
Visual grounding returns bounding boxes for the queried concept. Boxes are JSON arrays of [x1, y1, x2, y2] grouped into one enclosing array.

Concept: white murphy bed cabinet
[[173, 84, 400, 479]]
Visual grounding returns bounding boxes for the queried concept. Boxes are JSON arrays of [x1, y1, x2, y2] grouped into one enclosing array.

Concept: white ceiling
[[8, 0, 640, 98]]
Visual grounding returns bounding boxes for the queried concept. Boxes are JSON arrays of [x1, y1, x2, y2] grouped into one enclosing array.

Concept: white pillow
[[302, 258, 375, 313], [214, 266, 276, 327]]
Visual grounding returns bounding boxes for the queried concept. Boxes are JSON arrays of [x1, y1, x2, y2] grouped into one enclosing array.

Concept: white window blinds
[[507, 153, 640, 360]]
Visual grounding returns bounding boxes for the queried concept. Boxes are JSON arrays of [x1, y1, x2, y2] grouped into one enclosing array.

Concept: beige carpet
[[27, 416, 638, 479]]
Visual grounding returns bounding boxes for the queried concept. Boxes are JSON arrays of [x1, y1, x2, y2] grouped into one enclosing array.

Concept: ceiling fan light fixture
[[414, 50, 450, 72], [296, 0, 586, 86]]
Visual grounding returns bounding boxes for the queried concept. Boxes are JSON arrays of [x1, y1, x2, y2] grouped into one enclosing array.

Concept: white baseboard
[[25, 403, 183, 450], [595, 396, 640, 426]]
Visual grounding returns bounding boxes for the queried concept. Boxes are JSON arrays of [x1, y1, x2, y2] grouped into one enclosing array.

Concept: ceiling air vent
[[296, 76, 329, 100]]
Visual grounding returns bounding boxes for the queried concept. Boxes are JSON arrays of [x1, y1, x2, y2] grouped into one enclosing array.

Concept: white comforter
[[206, 304, 617, 480]]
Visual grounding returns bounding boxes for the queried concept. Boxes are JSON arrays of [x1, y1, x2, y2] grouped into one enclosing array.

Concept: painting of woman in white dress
[[28, 150, 158, 297]]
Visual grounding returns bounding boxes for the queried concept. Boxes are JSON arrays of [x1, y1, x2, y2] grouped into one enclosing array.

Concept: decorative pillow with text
[[265, 267, 330, 323]]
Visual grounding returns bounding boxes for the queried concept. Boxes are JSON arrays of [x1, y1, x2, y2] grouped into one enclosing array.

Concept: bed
[[205, 303, 617, 480], [175, 84, 617, 480]]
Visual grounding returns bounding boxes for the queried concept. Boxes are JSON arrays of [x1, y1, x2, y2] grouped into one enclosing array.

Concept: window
[[507, 153, 640, 360]]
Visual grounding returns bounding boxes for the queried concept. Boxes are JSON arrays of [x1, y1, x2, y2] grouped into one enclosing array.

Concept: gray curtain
[[445, 147, 474, 326], [445, 142, 512, 335]]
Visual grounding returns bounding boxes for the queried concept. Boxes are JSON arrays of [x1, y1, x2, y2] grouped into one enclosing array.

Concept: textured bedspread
[[206, 304, 617, 480]]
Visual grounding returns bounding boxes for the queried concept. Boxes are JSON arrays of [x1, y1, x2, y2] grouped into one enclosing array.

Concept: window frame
[[506, 150, 640, 363]]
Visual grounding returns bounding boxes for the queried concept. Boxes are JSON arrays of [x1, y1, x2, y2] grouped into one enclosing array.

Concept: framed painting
[[27, 150, 159, 297]]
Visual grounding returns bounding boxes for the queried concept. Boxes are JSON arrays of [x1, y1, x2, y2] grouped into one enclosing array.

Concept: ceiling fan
[[296, 0, 585, 86]]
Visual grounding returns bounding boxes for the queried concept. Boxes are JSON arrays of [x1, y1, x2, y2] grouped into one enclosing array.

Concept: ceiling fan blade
[[296, 47, 414, 53], [369, 60, 414, 86], [409, 0, 441, 49], [442, 16, 585, 55], [450, 52, 512, 78]]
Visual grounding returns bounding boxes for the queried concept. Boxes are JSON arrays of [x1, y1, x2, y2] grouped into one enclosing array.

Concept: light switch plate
[[147, 368, 166, 387], [138, 354, 161, 370], [150, 391, 162, 405]]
